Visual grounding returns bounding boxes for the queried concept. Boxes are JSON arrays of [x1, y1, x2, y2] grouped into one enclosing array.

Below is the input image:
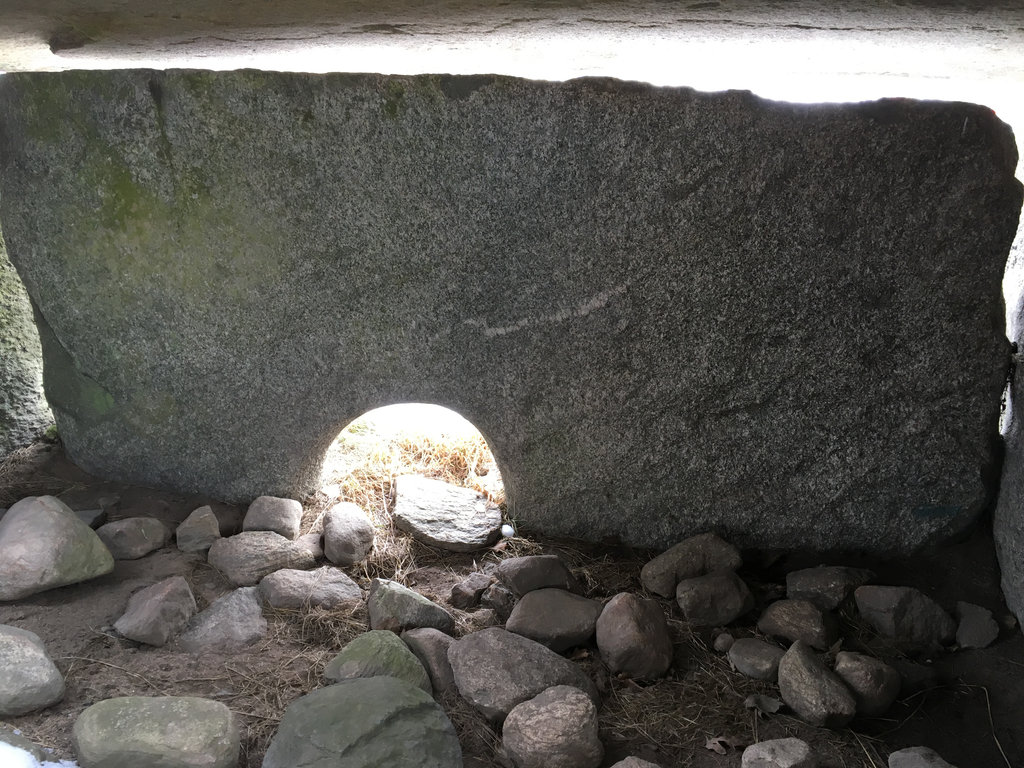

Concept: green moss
[[383, 81, 406, 120]]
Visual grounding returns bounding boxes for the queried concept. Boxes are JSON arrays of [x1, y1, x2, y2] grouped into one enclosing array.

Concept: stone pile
[[0, 486, 986, 767]]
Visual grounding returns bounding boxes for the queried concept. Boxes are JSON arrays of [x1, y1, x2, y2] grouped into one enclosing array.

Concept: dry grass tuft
[[0, 440, 78, 506]]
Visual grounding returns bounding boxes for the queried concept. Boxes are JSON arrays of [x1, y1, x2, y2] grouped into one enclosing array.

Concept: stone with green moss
[[323, 629, 431, 693]]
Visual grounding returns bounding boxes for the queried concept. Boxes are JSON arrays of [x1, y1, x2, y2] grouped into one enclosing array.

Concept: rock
[[496, 555, 577, 596], [323, 502, 375, 566], [95, 516, 172, 560], [675, 571, 753, 626], [0, 625, 64, 716], [480, 582, 517, 621], [402, 627, 456, 692], [834, 651, 901, 717], [757, 599, 839, 651], [75, 508, 108, 529], [640, 533, 742, 598], [114, 576, 197, 646], [296, 531, 324, 559], [728, 638, 786, 682], [0, 495, 114, 600], [609, 760, 663, 768], [324, 629, 431, 693], [713, 632, 735, 653], [889, 659, 941, 696], [72, 696, 239, 768], [242, 495, 303, 540], [595, 592, 673, 679], [368, 578, 455, 633], [175, 505, 222, 553], [258, 566, 362, 610], [786, 566, 874, 611], [0, 727, 47, 762], [391, 474, 502, 551], [262, 677, 462, 768], [502, 685, 603, 768], [887, 747, 957, 768], [741, 738, 817, 768], [207, 531, 317, 587], [450, 571, 494, 610], [854, 586, 956, 648], [448, 628, 597, 720], [954, 601, 999, 649], [506, 588, 603, 652], [464, 608, 501, 632], [777, 641, 856, 728], [179, 587, 266, 652]]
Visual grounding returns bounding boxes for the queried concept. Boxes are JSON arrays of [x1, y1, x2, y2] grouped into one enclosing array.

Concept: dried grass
[[0, 441, 78, 506]]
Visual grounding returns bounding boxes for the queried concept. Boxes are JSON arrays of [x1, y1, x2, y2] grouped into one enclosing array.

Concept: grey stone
[[480, 582, 516, 621], [207, 531, 317, 586], [179, 587, 266, 652], [854, 586, 956, 649], [496, 555, 576, 596], [463, 608, 501, 632], [323, 502, 375, 566], [75, 508, 108, 529], [786, 566, 874, 611], [713, 632, 735, 653], [175, 505, 222, 553], [72, 696, 239, 768], [675, 571, 753, 627], [242, 495, 303, 540], [0, 625, 64, 716], [448, 628, 598, 720], [757, 599, 839, 651], [323, 629, 431, 693], [502, 685, 603, 768], [295, 531, 324, 559], [0, 495, 114, 600], [887, 747, 957, 768], [595, 592, 673, 680], [450, 571, 494, 610], [114, 575, 197, 646], [6, 74, 1014, 554], [728, 638, 786, 682], [640, 533, 742, 598], [402, 627, 456, 693], [609, 760, 663, 768], [777, 642, 856, 728], [0, 239, 50, 455], [391, 474, 501, 551], [741, 738, 817, 768], [262, 677, 462, 768], [954, 601, 999, 649], [95, 516, 172, 559], [834, 651, 901, 717], [368, 578, 455, 633], [258, 565, 361, 610], [0, 727, 47, 762], [506, 588, 603, 652]]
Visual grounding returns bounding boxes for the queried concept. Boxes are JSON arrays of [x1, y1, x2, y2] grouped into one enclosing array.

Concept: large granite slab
[[0, 70, 1018, 552]]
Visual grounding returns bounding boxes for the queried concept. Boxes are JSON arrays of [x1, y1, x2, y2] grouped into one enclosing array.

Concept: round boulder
[[0, 625, 64, 716], [502, 685, 603, 768]]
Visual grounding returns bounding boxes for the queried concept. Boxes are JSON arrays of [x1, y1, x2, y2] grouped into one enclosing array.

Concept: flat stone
[[954, 601, 1000, 649], [391, 474, 501, 551], [506, 588, 603, 652], [324, 630, 431, 693], [258, 566, 362, 610], [207, 531, 317, 587], [728, 638, 786, 682], [834, 651, 900, 717], [262, 677, 462, 768], [741, 738, 817, 768], [777, 641, 856, 728], [175, 505, 222, 553], [0, 495, 114, 600], [496, 555, 576, 597], [114, 575, 196, 647], [675, 571, 753, 627], [0, 625, 64, 716], [95, 517, 172, 560], [757, 599, 839, 651], [368, 578, 454, 633], [72, 696, 239, 768], [450, 571, 494, 610], [786, 566, 874, 611], [502, 685, 603, 768], [640, 533, 742, 598], [242, 495, 303, 540], [179, 587, 266, 652], [323, 502, 375, 566], [887, 747, 957, 768], [854, 586, 956, 649], [402, 627, 456, 693], [448, 628, 598, 720], [595, 592, 673, 680]]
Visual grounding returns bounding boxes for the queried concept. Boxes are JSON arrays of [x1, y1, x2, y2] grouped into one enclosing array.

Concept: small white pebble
[[500, 523, 516, 538]]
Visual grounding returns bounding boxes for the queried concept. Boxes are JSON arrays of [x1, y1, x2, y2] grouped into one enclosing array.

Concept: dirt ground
[[1, 440, 1022, 768]]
